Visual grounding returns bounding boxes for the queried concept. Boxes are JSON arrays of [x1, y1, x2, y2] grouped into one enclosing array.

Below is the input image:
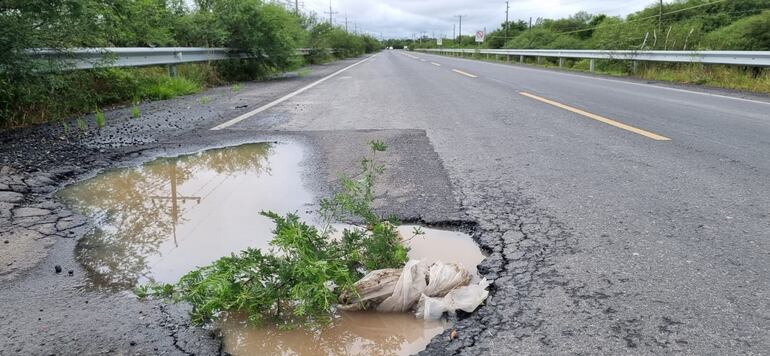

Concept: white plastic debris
[[415, 278, 490, 320], [423, 262, 471, 297], [339, 260, 489, 319], [376, 260, 429, 312]]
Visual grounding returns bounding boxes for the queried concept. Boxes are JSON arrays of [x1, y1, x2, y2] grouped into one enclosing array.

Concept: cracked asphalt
[[1, 50, 769, 354]]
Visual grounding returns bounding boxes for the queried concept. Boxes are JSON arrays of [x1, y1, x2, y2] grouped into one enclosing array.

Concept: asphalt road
[[220, 50, 770, 354], [2, 51, 768, 355]]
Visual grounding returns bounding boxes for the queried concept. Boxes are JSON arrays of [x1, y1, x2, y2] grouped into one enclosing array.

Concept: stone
[[25, 175, 55, 188], [13, 207, 51, 218], [31, 223, 57, 235], [55, 265, 62, 273], [0, 183, 9, 191], [56, 216, 87, 231], [0, 191, 23, 203], [9, 184, 29, 194]]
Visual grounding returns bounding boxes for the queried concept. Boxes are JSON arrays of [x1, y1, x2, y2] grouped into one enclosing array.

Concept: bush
[[703, 10, 770, 50], [142, 142, 411, 327]]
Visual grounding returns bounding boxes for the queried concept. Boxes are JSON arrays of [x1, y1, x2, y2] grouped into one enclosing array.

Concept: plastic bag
[[338, 268, 401, 311], [415, 278, 490, 320], [376, 260, 429, 312], [423, 261, 471, 297]]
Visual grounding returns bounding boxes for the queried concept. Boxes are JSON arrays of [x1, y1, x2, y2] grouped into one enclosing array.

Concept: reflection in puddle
[[221, 311, 446, 356], [59, 143, 314, 289], [58, 142, 485, 355]]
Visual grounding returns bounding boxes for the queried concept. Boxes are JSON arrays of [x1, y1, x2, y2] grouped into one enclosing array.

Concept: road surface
[[218, 50, 770, 354], [1, 50, 768, 354]]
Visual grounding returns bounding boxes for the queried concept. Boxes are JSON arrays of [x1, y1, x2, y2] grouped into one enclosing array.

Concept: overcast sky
[[298, 0, 654, 39]]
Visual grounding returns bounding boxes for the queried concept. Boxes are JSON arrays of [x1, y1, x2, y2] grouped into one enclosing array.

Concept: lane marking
[[210, 55, 376, 130], [431, 62, 441, 67], [452, 69, 477, 78], [420, 59, 427, 62], [519, 92, 671, 141], [419, 51, 770, 107]]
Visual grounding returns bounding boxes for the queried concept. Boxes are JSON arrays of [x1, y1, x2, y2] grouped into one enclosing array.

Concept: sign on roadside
[[475, 30, 485, 43], [437, 38, 443, 46]]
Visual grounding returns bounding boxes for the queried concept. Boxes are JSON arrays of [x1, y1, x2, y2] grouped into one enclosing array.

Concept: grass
[[140, 76, 200, 100], [230, 83, 244, 92], [94, 109, 105, 128], [296, 67, 311, 77], [130, 103, 141, 118], [197, 96, 213, 105]]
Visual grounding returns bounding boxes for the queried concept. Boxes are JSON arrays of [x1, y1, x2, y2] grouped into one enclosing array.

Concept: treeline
[[0, 0, 381, 128], [405, 0, 770, 51]]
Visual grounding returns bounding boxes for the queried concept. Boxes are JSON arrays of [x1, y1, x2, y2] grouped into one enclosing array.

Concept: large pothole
[[58, 142, 483, 355]]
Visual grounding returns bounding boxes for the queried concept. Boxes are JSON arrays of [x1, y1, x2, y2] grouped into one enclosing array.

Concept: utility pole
[[454, 15, 465, 44], [344, 14, 348, 32], [295, 0, 299, 14], [325, 0, 337, 25], [505, 1, 510, 39], [658, 0, 663, 32]]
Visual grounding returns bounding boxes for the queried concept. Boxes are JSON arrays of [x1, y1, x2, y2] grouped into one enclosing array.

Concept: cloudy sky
[[298, 0, 655, 39]]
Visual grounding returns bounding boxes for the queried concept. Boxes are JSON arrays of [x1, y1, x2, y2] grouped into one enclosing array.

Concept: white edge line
[[431, 62, 441, 66], [419, 52, 770, 106], [210, 55, 377, 130]]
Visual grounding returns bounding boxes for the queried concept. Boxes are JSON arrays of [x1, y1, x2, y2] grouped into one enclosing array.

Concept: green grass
[[296, 67, 311, 77], [130, 103, 141, 118], [197, 96, 213, 105], [140, 76, 201, 100], [231, 83, 244, 92], [94, 109, 105, 128]]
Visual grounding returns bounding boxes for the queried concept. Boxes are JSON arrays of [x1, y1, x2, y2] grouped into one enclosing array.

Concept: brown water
[[58, 142, 484, 355], [59, 142, 314, 289], [221, 311, 446, 356]]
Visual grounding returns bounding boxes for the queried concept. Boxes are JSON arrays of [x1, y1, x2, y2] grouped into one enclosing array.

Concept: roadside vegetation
[[392, 0, 770, 94], [0, 0, 381, 129], [135, 141, 416, 328]]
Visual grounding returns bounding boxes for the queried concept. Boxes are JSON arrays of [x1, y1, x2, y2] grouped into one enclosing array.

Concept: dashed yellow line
[[452, 69, 477, 78], [431, 62, 441, 67], [519, 92, 671, 141]]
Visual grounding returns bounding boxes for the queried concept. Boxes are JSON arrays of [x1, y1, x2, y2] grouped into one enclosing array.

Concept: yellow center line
[[519, 92, 671, 141], [431, 62, 441, 66], [452, 69, 477, 78]]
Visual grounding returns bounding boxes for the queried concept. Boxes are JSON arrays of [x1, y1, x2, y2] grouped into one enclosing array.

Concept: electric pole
[[345, 14, 348, 32], [295, 0, 299, 14], [454, 15, 465, 43], [325, 0, 338, 25], [505, 1, 510, 39], [658, 0, 663, 32]]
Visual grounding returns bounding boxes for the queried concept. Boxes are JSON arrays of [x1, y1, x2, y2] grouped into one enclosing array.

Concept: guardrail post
[[537, 56, 543, 65], [632, 60, 639, 73], [167, 64, 177, 77], [519, 55, 524, 63], [559, 58, 565, 68], [589, 59, 596, 72]]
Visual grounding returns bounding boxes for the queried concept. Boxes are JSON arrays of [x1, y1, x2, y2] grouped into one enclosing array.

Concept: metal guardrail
[[416, 48, 770, 69], [26, 47, 332, 71]]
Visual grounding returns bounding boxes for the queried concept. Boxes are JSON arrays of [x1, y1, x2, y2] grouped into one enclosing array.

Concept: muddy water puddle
[[58, 142, 484, 355], [59, 142, 314, 288]]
